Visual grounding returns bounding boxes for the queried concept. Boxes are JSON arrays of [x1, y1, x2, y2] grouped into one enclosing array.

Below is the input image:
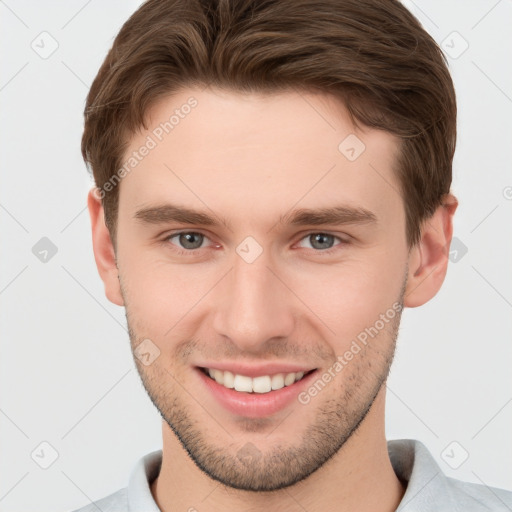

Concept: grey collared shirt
[[70, 439, 512, 511]]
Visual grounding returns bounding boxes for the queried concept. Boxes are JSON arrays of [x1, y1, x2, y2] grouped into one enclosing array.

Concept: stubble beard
[[123, 282, 405, 491]]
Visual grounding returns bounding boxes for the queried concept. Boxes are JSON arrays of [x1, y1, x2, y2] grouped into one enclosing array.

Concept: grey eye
[[306, 233, 336, 250], [175, 232, 204, 250]]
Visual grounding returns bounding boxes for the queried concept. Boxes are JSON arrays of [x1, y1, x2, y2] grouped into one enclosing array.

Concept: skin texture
[[88, 87, 457, 512]]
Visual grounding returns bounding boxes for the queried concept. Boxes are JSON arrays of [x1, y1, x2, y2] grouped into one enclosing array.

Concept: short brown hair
[[82, 0, 456, 248]]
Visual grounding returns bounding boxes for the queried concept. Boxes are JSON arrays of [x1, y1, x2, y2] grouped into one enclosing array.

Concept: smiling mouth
[[199, 367, 316, 394]]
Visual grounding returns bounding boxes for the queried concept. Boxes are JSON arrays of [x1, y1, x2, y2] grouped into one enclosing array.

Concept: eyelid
[[162, 229, 349, 254], [295, 232, 346, 249], [163, 230, 217, 250]]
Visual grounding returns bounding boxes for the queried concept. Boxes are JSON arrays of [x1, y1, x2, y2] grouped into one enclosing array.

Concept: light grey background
[[0, 1, 511, 511]]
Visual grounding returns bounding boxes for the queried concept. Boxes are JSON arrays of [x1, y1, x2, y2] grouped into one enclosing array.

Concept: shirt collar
[[388, 439, 454, 511], [127, 448, 162, 512]]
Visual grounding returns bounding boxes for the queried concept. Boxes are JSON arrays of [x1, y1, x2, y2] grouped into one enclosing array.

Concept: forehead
[[118, 86, 402, 231]]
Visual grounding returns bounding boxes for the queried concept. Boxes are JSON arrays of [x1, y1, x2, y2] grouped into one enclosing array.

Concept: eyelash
[[161, 230, 349, 257]]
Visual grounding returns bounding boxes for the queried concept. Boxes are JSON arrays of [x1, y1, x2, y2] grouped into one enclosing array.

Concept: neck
[[151, 388, 405, 512]]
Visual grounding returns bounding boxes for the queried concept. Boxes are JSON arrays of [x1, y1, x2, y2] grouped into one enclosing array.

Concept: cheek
[[120, 236, 405, 349], [285, 252, 404, 344], [120, 253, 217, 329]]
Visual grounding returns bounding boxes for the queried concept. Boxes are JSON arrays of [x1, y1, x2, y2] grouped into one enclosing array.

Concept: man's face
[[115, 87, 410, 490]]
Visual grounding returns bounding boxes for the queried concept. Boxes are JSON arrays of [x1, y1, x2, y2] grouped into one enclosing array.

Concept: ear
[[404, 193, 458, 308], [87, 188, 124, 306]]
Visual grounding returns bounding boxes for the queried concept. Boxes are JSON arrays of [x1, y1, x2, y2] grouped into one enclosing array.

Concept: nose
[[212, 249, 296, 354]]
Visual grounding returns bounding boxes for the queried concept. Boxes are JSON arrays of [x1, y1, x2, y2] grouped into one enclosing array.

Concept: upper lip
[[196, 362, 316, 378]]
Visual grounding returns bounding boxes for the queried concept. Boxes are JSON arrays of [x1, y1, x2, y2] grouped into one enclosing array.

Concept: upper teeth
[[207, 368, 306, 393]]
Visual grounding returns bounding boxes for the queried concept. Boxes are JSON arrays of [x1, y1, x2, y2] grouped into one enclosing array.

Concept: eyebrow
[[134, 203, 377, 230]]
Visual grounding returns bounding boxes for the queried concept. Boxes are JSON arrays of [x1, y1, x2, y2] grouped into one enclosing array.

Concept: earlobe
[[404, 194, 458, 308], [87, 188, 124, 306]]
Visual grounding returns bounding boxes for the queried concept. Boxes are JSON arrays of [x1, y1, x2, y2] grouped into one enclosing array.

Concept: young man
[[74, 0, 511, 510]]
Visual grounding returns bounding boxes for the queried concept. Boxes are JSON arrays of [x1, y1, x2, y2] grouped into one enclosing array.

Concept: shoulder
[[68, 487, 128, 512], [67, 449, 162, 512], [444, 477, 512, 511], [389, 439, 512, 511]]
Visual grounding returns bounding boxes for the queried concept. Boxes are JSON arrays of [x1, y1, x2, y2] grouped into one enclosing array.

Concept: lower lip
[[195, 367, 318, 418]]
